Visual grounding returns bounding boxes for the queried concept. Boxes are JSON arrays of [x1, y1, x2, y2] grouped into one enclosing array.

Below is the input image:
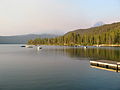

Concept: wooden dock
[[90, 60, 120, 72]]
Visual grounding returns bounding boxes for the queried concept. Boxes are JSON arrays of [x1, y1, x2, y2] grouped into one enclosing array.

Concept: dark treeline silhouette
[[27, 22, 120, 46]]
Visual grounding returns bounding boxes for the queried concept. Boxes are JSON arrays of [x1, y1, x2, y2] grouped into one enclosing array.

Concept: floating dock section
[[90, 60, 120, 72]]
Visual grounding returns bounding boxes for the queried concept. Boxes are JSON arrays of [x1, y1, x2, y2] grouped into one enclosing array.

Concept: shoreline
[[26, 44, 120, 47], [93, 44, 120, 47]]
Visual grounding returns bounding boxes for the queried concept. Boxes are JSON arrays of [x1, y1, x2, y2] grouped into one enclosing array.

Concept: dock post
[[116, 64, 118, 72]]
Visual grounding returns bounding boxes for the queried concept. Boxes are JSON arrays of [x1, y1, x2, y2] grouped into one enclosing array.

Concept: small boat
[[21, 45, 26, 47], [26, 45, 33, 48], [74, 45, 78, 47], [84, 46, 87, 49], [96, 45, 101, 47], [37, 46, 42, 50]]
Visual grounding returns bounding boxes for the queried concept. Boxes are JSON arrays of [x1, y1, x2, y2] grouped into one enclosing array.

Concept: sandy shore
[[94, 44, 120, 47]]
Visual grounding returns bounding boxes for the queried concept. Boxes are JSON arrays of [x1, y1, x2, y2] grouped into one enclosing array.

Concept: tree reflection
[[61, 47, 120, 61]]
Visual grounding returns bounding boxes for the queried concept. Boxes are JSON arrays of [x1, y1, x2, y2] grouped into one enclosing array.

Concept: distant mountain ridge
[[93, 21, 105, 27], [0, 34, 60, 44], [65, 22, 120, 35]]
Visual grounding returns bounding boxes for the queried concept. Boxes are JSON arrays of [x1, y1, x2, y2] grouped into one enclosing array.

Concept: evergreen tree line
[[27, 29, 120, 46]]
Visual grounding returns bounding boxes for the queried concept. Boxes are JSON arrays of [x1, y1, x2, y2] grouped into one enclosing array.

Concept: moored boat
[[37, 46, 42, 50]]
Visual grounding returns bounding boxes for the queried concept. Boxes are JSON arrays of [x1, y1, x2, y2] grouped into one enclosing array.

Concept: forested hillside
[[27, 22, 120, 46]]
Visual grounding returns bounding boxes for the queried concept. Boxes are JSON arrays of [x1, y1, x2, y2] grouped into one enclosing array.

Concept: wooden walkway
[[90, 60, 120, 72]]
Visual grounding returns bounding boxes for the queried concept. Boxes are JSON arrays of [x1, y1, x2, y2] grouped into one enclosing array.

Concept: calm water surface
[[0, 44, 120, 90]]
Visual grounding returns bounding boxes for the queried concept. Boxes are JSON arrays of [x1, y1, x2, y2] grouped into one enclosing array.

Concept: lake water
[[0, 44, 120, 90]]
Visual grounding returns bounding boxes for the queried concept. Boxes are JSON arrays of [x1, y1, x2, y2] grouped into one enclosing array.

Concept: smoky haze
[[0, 0, 120, 36]]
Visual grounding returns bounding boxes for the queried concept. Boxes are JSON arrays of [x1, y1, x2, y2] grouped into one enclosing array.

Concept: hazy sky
[[0, 0, 120, 36]]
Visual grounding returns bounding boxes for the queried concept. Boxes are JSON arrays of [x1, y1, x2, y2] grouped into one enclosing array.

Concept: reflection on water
[[0, 45, 120, 90], [52, 47, 120, 61], [90, 65, 119, 72]]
